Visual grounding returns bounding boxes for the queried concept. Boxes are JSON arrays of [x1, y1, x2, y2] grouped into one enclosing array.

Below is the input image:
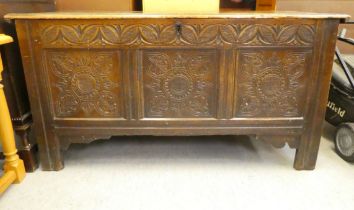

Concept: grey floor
[[0, 122, 353, 210]]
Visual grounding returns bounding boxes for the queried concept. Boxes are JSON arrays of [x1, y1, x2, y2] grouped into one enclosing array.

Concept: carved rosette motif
[[236, 51, 308, 117], [48, 52, 120, 117], [143, 51, 216, 117], [41, 23, 315, 47]]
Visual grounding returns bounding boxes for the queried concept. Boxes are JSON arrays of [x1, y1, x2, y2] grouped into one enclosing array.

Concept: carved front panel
[[142, 50, 218, 118], [45, 50, 123, 118], [37, 20, 317, 122], [235, 50, 311, 117]]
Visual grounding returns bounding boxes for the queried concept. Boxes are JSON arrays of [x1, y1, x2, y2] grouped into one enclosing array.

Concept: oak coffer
[[5, 12, 349, 170]]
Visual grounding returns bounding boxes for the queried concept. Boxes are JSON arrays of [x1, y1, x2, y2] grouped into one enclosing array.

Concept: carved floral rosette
[[237, 51, 308, 117], [143, 51, 216, 117], [48, 52, 120, 117]]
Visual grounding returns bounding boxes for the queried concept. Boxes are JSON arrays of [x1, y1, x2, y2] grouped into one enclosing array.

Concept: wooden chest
[[5, 12, 349, 170]]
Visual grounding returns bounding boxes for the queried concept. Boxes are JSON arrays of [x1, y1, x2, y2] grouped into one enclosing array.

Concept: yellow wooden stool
[[0, 34, 25, 195]]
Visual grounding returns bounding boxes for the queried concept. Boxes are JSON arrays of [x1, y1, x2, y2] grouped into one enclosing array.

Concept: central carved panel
[[142, 50, 218, 118], [46, 51, 123, 118]]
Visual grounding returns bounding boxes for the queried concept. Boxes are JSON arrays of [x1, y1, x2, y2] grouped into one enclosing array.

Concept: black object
[[325, 22, 354, 162]]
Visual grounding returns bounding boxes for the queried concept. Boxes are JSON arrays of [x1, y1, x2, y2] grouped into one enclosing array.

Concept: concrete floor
[[0, 122, 353, 210]]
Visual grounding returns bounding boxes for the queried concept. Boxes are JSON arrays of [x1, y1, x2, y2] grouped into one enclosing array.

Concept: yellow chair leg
[[0, 171, 16, 194], [0, 34, 26, 195]]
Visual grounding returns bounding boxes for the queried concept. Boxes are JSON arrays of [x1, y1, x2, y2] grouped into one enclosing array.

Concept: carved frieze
[[40, 23, 315, 47], [47, 51, 121, 118], [236, 51, 310, 117], [142, 51, 217, 118]]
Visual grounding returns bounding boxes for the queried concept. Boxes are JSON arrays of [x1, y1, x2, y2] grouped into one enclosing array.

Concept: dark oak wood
[[0, 0, 54, 172], [6, 12, 348, 170]]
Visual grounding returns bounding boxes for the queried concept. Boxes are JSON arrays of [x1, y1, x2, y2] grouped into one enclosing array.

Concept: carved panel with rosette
[[235, 50, 311, 118], [45, 50, 123, 118], [142, 50, 218, 118]]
